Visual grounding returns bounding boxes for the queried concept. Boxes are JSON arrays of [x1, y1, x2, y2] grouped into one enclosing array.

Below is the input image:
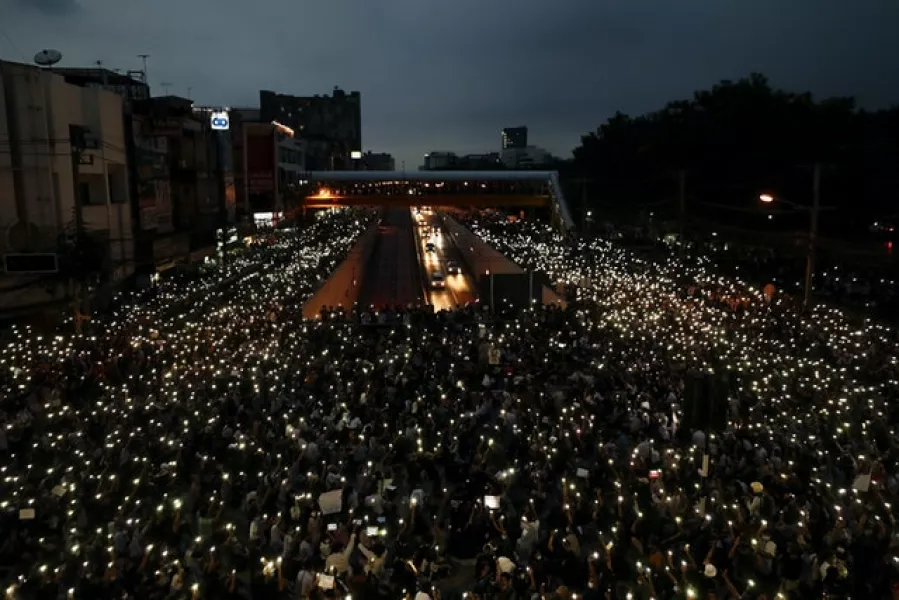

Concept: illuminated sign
[[210, 111, 230, 130], [271, 120, 294, 137], [350, 151, 363, 160]]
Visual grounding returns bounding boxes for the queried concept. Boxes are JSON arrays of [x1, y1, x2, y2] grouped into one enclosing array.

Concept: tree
[[570, 73, 899, 233]]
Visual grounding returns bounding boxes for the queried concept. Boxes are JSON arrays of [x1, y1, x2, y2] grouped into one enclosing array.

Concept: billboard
[[210, 111, 230, 130], [246, 131, 275, 193], [254, 212, 284, 227]]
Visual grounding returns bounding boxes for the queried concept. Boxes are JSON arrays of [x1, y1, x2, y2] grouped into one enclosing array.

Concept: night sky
[[3, 0, 899, 168]]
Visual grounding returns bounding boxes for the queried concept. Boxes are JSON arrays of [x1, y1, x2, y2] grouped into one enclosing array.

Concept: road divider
[[440, 213, 566, 307], [302, 220, 380, 319]]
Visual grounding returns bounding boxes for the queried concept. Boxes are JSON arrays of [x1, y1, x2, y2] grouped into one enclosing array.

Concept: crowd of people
[[1, 205, 898, 599], [687, 238, 899, 322]]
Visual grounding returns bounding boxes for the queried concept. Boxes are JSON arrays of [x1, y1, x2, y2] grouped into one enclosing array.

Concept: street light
[[758, 163, 822, 309]]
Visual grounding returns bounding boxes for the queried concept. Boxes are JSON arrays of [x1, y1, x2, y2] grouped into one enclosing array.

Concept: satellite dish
[[34, 49, 63, 67]]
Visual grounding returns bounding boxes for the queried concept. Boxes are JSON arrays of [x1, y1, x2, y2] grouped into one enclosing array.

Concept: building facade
[[233, 120, 277, 218], [0, 60, 134, 316], [421, 151, 502, 171], [502, 126, 528, 150], [457, 153, 502, 170], [501, 146, 553, 170], [132, 96, 229, 268], [259, 88, 361, 170], [421, 152, 458, 171], [360, 151, 394, 171]]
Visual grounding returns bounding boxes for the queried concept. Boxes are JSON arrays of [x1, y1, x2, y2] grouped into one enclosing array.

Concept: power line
[[0, 27, 25, 62]]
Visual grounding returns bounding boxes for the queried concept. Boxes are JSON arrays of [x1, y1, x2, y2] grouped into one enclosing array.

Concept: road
[[357, 208, 478, 310], [358, 209, 427, 309], [412, 208, 478, 310]]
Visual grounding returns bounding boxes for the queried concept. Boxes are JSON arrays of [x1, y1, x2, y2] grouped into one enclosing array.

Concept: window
[[4, 253, 58, 273], [78, 182, 96, 206]]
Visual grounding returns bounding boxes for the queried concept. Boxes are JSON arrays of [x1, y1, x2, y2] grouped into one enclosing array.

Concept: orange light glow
[[271, 120, 295, 137], [312, 188, 333, 199]]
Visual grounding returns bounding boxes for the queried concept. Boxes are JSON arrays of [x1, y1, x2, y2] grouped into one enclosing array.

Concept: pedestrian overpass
[[300, 171, 575, 231]]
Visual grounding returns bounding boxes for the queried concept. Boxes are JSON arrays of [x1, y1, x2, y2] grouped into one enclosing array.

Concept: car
[[431, 272, 445, 289], [425, 242, 436, 253], [446, 261, 460, 275]]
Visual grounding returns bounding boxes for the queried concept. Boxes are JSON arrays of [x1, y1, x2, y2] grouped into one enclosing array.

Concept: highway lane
[[412, 207, 478, 310], [358, 209, 427, 309]]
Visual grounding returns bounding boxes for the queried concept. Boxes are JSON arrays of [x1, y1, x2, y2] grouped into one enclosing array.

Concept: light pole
[[759, 162, 823, 309]]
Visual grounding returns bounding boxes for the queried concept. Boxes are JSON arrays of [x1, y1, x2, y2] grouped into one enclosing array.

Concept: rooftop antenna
[[95, 60, 108, 86], [137, 54, 149, 83], [160, 81, 172, 96], [187, 86, 192, 99], [33, 48, 62, 70]]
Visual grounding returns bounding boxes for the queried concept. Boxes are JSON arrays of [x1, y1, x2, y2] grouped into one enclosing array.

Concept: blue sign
[[210, 111, 230, 131]]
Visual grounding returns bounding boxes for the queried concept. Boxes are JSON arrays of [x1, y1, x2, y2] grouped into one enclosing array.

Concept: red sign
[[246, 131, 275, 193]]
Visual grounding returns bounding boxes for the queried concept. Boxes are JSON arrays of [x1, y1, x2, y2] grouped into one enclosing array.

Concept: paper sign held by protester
[[852, 473, 871, 492], [317, 574, 335, 590], [19, 508, 35, 520], [488, 347, 500, 365], [318, 490, 343, 515], [576, 468, 589, 479]]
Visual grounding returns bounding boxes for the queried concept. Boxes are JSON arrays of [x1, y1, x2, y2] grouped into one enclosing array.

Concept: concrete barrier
[[302, 222, 379, 319], [440, 214, 565, 307], [441, 214, 523, 278]]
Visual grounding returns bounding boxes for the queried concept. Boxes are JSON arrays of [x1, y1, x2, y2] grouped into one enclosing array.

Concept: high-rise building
[[0, 60, 135, 316], [259, 88, 361, 171], [502, 126, 528, 150]]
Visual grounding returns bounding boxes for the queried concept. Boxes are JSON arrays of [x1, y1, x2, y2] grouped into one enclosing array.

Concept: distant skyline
[[2, 0, 899, 169]]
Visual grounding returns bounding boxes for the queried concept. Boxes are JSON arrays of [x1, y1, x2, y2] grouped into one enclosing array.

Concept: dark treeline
[[564, 73, 899, 239]]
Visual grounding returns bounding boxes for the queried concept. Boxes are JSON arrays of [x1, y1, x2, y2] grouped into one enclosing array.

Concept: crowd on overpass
[[0, 205, 897, 600], [311, 180, 551, 199]]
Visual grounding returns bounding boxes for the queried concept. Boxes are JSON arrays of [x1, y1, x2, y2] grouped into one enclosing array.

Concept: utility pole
[[803, 162, 821, 309], [581, 178, 589, 234], [160, 82, 172, 96], [570, 177, 590, 234], [678, 169, 686, 256], [69, 125, 87, 330], [95, 60, 109, 86]]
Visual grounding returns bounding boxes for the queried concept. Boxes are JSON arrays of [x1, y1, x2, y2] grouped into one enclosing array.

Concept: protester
[[1, 206, 897, 600]]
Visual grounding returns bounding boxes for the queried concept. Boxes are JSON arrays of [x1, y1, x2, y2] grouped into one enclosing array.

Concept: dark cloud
[[2, 0, 898, 167]]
